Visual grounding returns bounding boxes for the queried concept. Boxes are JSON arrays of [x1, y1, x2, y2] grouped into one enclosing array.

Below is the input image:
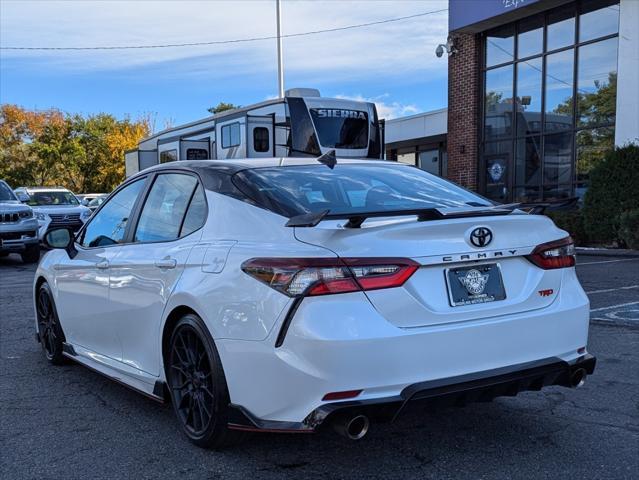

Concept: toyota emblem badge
[[469, 227, 493, 247]]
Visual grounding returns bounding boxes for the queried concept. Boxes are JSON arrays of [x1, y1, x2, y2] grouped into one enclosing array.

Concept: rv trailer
[[125, 88, 385, 176]]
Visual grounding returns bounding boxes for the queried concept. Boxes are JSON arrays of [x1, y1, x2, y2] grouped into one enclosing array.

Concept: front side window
[[309, 109, 369, 149], [221, 123, 241, 149], [134, 174, 198, 242], [233, 164, 490, 218], [253, 127, 270, 153], [81, 179, 145, 248]]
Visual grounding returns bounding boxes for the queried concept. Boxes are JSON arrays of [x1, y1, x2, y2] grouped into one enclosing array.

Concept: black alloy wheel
[[36, 283, 66, 364], [166, 314, 244, 448]]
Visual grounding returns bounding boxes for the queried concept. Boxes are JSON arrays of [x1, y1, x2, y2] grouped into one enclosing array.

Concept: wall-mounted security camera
[[435, 37, 458, 58]]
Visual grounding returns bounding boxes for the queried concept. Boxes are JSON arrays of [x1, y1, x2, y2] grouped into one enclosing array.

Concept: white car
[[35, 158, 595, 448], [15, 186, 92, 240]]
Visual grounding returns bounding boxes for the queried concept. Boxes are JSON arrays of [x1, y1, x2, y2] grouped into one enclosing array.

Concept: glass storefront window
[[397, 151, 416, 166], [485, 65, 514, 140], [516, 58, 543, 137], [575, 127, 615, 198], [577, 37, 618, 127], [517, 16, 543, 59], [543, 132, 573, 197], [481, 0, 618, 202], [418, 149, 440, 175], [484, 140, 512, 202], [579, 0, 620, 43], [486, 25, 515, 67], [515, 135, 542, 187], [544, 49, 574, 132], [547, 4, 575, 51]]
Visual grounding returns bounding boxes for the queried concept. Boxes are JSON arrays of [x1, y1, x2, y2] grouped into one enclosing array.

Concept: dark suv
[[0, 180, 40, 263]]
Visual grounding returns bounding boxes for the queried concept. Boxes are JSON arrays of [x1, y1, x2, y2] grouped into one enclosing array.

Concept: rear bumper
[[227, 354, 596, 432]]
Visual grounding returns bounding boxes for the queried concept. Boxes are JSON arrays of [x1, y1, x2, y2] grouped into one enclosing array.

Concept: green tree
[[207, 102, 240, 115]]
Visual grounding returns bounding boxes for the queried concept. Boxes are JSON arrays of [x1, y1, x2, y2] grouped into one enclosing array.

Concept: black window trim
[[221, 122, 241, 149]]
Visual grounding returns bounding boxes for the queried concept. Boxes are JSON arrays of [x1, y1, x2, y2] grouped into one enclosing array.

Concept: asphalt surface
[[1, 253, 638, 480]]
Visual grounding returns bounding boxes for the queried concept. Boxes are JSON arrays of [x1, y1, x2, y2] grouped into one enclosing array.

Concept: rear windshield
[[233, 164, 490, 217], [27, 191, 79, 206], [309, 109, 368, 149]]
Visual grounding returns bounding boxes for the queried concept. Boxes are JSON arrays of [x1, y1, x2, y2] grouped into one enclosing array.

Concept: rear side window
[[160, 150, 177, 164], [186, 148, 208, 160], [180, 185, 207, 236], [233, 164, 490, 217], [134, 174, 199, 242], [253, 127, 269, 152], [221, 123, 240, 148]]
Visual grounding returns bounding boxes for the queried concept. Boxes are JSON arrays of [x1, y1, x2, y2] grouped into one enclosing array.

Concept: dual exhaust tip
[[570, 368, 587, 388], [332, 413, 370, 440]]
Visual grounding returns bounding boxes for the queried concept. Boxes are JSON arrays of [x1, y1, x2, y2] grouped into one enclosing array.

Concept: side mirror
[[44, 228, 77, 258], [81, 198, 90, 206], [16, 192, 30, 203]]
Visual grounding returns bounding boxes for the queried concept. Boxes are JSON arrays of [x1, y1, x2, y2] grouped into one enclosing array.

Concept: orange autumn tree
[[0, 105, 150, 193]]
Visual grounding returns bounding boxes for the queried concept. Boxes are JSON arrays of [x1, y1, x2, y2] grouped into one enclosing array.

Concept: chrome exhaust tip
[[570, 368, 587, 388], [333, 414, 370, 440]]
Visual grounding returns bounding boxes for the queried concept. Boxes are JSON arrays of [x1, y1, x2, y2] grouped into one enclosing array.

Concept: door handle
[[154, 258, 177, 269], [96, 260, 109, 270]]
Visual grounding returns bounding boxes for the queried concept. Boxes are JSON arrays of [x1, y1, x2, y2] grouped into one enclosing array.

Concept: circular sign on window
[[489, 162, 505, 182]]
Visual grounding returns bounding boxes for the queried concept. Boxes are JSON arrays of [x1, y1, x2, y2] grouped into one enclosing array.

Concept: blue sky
[[0, 0, 449, 130]]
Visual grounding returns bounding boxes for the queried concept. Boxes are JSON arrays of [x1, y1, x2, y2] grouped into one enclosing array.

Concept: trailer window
[[253, 127, 270, 153], [186, 148, 208, 160], [221, 123, 241, 149], [160, 150, 177, 163], [309, 109, 368, 149]]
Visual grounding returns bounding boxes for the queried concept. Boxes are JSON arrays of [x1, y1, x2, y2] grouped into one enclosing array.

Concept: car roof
[[140, 157, 399, 176]]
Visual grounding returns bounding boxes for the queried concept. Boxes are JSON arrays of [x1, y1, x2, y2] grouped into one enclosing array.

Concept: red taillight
[[241, 257, 418, 297], [526, 237, 576, 269]]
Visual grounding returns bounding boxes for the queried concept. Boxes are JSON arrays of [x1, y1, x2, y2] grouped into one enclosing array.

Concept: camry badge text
[[442, 250, 517, 262]]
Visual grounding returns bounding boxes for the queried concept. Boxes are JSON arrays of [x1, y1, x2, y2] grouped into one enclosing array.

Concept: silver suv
[[14, 186, 92, 240], [0, 180, 40, 263]]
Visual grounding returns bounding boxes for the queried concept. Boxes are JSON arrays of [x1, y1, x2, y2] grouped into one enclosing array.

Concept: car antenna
[[316, 149, 337, 169]]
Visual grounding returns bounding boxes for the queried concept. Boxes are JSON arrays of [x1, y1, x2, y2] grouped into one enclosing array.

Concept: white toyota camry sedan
[[35, 157, 595, 448]]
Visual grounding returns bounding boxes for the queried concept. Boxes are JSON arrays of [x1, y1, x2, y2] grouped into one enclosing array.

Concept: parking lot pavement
[[1, 253, 638, 480]]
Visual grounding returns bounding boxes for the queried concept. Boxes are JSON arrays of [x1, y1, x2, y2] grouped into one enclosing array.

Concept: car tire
[[21, 244, 40, 264], [166, 313, 245, 449], [36, 282, 67, 365]]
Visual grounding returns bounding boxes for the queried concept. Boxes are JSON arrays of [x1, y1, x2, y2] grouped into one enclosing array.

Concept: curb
[[576, 247, 639, 258]]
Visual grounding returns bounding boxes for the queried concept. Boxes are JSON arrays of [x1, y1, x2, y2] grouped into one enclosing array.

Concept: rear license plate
[[446, 263, 506, 307]]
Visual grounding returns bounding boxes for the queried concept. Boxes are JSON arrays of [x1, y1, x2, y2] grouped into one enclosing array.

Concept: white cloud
[[0, 0, 449, 79], [335, 93, 419, 119]]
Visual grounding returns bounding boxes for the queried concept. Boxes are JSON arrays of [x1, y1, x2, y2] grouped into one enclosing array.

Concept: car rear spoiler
[[285, 197, 579, 228], [286, 205, 522, 228]]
